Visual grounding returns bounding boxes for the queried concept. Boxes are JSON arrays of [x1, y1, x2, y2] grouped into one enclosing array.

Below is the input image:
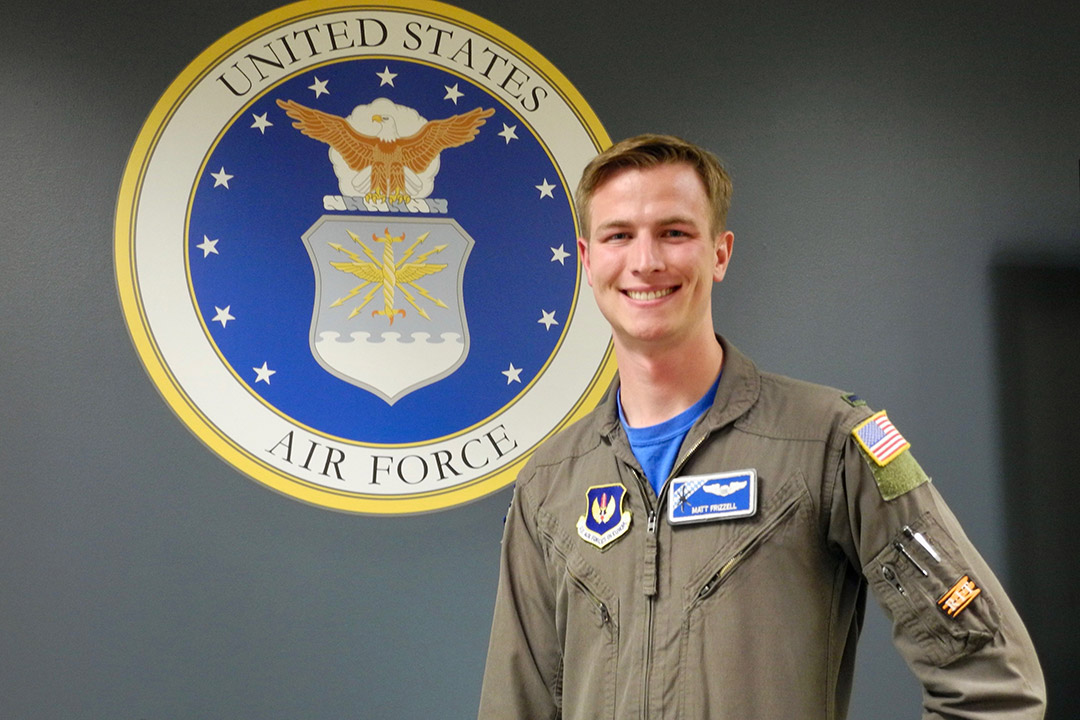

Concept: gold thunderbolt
[[328, 228, 448, 324]]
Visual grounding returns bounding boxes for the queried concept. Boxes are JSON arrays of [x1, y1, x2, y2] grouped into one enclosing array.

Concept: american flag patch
[[852, 410, 910, 466]]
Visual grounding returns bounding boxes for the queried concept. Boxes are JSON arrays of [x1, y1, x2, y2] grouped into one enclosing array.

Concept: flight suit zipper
[[637, 432, 709, 719], [629, 467, 655, 718]]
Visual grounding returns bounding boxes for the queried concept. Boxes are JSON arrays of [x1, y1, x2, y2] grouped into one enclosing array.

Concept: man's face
[[577, 163, 733, 354]]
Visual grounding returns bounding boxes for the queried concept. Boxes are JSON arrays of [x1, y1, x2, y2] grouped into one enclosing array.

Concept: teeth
[[626, 288, 675, 301]]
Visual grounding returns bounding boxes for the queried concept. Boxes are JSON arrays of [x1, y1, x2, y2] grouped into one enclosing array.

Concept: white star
[[444, 83, 463, 104], [308, 76, 329, 97], [253, 362, 276, 385], [498, 123, 518, 144], [250, 112, 273, 133], [376, 66, 397, 87], [550, 244, 570, 265], [212, 305, 235, 328], [196, 235, 219, 257], [538, 310, 559, 330], [211, 167, 233, 188], [536, 178, 556, 199], [501, 363, 523, 385]]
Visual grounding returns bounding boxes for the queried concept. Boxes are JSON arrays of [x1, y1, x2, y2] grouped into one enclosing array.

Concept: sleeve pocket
[[865, 511, 1001, 667]]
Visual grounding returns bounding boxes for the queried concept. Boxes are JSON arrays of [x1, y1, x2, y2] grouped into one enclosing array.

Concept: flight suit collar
[[595, 335, 762, 442]]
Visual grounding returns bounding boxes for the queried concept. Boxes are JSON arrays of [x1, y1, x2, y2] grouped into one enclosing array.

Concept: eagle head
[[371, 114, 400, 142]]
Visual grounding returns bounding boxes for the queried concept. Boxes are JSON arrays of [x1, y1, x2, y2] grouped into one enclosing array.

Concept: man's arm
[[478, 479, 561, 720], [830, 423, 1046, 718]]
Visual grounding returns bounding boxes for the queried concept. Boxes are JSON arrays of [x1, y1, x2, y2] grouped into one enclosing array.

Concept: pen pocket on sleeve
[[866, 512, 1001, 667]]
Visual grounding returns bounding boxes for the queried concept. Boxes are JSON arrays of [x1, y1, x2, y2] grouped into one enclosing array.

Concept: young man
[[478, 135, 1045, 719]]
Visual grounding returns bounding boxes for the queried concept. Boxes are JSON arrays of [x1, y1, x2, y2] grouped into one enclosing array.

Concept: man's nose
[[631, 235, 664, 273]]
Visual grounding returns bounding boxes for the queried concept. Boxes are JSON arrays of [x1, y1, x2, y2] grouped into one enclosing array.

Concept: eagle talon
[[372, 308, 408, 325]]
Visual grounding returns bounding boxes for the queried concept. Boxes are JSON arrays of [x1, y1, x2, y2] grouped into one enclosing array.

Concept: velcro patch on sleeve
[[859, 443, 930, 500]]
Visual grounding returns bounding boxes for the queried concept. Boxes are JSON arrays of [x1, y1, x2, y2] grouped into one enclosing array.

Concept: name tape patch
[[668, 469, 758, 525]]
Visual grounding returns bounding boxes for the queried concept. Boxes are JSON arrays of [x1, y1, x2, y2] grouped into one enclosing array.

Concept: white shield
[[302, 215, 472, 404]]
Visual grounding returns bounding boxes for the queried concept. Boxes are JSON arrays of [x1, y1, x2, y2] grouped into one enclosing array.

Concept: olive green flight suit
[[478, 339, 1045, 719]]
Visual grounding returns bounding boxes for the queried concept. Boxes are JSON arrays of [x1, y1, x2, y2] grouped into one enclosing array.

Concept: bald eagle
[[277, 98, 494, 203]]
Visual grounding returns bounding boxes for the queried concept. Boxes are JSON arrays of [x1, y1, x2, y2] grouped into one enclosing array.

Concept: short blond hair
[[575, 134, 732, 238]]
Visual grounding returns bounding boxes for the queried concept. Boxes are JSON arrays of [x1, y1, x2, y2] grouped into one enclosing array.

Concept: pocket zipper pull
[[698, 571, 722, 599], [881, 564, 906, 595]]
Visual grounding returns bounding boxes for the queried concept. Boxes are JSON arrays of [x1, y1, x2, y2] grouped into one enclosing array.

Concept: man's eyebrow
[[656, 215, 701, 227], [595, 216, 701, 230], [594, 219, 632, 231]]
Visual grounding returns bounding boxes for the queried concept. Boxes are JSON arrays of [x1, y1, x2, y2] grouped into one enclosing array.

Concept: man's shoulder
[[532, 402, 610, 466], [740, 369, 872, 440], [516, 398, 612, 487]]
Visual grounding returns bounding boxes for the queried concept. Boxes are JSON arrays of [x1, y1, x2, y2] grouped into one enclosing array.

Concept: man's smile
[[624, 287, 678, 301]]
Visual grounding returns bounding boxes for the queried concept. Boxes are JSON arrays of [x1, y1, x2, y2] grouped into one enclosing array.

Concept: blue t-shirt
[[619, 373, 721, 496]]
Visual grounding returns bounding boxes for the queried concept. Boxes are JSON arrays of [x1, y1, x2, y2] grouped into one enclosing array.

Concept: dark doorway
[[994, 261, 1080, 719]]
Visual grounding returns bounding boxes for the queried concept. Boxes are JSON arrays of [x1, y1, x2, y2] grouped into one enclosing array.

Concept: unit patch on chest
[[577, 484, 632, 550], [668, 469, 758, 525]]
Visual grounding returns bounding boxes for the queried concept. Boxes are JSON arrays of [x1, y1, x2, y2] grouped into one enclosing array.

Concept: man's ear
[[713, 230, 734, 282], [577, 236, 594, 286]]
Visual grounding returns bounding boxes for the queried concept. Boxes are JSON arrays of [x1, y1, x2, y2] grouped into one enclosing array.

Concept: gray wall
[[3, 1, 1077, 717]]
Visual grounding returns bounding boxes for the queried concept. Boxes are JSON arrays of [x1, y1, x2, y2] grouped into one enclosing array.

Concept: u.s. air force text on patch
[[115, 0, 614, 514]]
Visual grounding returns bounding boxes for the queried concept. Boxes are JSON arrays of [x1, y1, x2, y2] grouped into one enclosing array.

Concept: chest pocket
[[680, 470, 810, 611], [673, 472, 814, 719], [537, 511, 620, 720], [866, 511, 1001, 667]]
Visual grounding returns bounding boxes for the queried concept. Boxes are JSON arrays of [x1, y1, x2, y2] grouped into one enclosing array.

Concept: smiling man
[[478, 135, 1045, 719]]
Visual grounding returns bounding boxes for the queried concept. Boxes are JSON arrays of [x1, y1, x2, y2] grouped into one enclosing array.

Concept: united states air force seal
[[115, 0, 614, 514]]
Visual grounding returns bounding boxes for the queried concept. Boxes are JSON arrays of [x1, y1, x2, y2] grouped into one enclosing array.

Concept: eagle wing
[[330, 261, 382, 283], [397, 107, 496, 172], [396, 263, 447, 284], [276, 99, 380, 172]]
